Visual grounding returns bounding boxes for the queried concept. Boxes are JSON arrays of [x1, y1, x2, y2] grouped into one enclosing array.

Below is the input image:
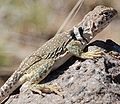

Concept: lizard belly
[[52, 52, 72, 70]]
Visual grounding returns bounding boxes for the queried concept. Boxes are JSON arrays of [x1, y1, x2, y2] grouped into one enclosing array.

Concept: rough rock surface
[[4, 40, 120, 104]]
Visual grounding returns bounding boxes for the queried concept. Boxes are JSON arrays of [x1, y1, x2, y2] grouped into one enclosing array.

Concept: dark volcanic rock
[[5, 45, 120, 104]]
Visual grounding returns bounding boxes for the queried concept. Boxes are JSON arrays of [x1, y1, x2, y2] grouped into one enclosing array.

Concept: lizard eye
[[103, 11, 109, 15], [100, 10, 109, 16]]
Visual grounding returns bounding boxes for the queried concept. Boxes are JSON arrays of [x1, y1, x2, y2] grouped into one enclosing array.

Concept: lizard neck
[[69, 25, 92, 47]]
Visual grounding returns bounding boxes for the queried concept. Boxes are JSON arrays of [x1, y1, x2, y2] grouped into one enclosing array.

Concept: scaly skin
[[0, 5, 117, 103]]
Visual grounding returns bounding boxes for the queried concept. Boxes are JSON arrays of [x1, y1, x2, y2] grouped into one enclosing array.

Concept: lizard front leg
[[20, 59, 61, 96], [66, 40, 103, 59]]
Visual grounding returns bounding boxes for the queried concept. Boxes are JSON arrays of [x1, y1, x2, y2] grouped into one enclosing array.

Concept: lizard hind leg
[[21, 59, 62, 96]]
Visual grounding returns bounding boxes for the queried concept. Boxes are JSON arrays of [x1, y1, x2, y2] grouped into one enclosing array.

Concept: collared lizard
[[0, 5, 117, 103]]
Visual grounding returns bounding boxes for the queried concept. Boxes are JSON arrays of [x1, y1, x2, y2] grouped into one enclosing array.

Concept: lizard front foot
[[80, 49, 103, 59]]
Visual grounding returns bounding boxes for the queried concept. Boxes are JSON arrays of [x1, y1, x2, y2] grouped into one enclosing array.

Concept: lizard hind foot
[[30, 83, 62, 96]]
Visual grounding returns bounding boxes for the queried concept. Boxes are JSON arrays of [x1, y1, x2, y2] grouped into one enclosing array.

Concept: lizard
[[0, 5, 117, 103]]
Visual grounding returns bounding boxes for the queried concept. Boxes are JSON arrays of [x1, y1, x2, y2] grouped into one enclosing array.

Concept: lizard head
[[90, 5, 118, 36], [73, 5, 117, 43]]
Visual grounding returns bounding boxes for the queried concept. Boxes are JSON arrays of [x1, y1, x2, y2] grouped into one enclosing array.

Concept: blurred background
[[0, 0, 120, 86]]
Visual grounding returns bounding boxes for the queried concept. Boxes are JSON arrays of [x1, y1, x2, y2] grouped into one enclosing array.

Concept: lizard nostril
[[109, 12, 114, 18]]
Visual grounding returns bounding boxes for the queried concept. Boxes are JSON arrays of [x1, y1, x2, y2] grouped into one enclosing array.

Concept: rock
[[5, 45, 120, 104]]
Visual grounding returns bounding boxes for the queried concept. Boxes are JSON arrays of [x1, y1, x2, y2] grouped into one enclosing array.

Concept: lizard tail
[[0, 71, 23, 103], [0, 49, 41, 103]]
